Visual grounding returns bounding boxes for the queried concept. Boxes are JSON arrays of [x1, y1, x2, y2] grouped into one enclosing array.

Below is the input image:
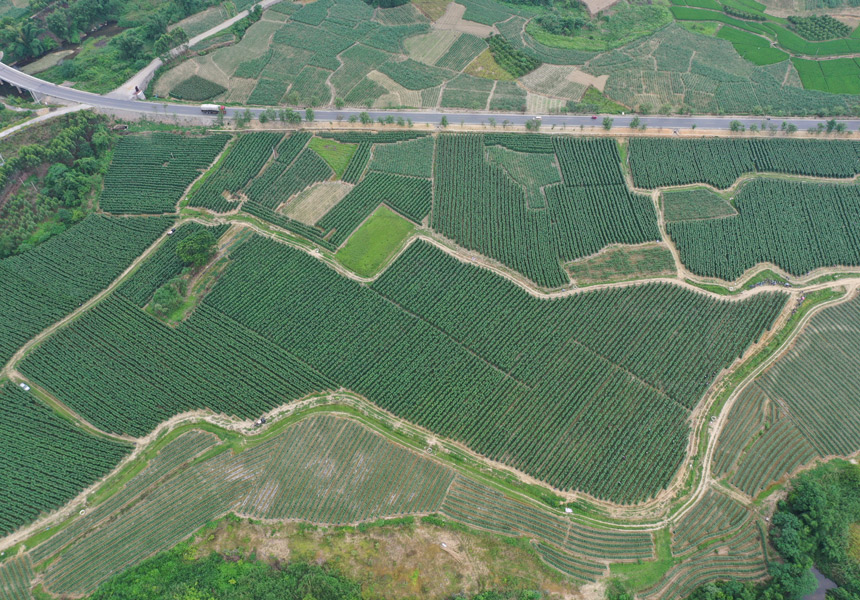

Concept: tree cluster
[[0, 112, 114, 257], [686, 461, 860, 600]]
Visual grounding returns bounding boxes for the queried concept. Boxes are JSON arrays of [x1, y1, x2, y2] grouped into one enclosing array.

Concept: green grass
[[308, 137, 358, 180], [527, 3, 673, 52], [568, 244, 676, 285], [792, 57, 860, 93], [609, 528, 678, 591], [663, 187, 736, 221], [335, 205, 415, 277], [679, 20, 721, 36]]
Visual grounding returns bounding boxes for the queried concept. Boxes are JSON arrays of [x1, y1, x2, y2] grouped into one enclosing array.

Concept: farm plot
[[368, 135, 435, 178], [237, 415, 453, 521], [0, 215, 170, 366], [187, 133, 283, 213], [20, 234, 785, 503], [436, 33, 487, 71], [433, 134, 659, 288], [441, 476, 654, 565], [0, 554, 33, 600], [662, 188, 737, 221], [488, 80, 528, 111], [285, 182, 354, 225], [748, 292, 860, 458], [336, 205, 416, 277], [0, 382, 133, 537], [99, 133, 229, 214], [567, 244, 676, 285], [643, 514, 768, 599], [440, 73, 494, 109], [667, 179, 860, 280], [629, 138, 860, 189], [170, 75, 227, 101]]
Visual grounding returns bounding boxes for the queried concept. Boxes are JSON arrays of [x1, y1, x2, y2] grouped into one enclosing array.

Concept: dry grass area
[[849, 522, 860, 563], [434, 2, 495, 35], [526, 93, 567, 114], [412, 0, 451, 21], [368, 70, 423, 107], [581, 0, 623, 15], [465, 48, 514, 80], [194, 518, 580, 600], [521, 65, 590, 101], [284, 182, 354, 224], [405, 30, 460, 64]]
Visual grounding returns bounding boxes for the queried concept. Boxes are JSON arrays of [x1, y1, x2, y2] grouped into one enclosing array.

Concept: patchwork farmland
[[1, 124, 859, 600]]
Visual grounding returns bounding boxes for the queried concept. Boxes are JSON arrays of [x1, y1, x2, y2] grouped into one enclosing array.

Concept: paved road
[[2, 61, 859, 131]]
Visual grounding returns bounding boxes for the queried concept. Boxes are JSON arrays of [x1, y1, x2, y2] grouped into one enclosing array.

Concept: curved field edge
[[0, 284, 847, 560], [0, 211, 851, 533]]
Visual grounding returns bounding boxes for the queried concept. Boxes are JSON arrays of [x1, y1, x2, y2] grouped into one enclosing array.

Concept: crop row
[[187, 133, 283, 213], [629, 138, 860, 189], [671, 489, 749, 555], [0, 215, 170, 366], [441, 476, 654, 561], [31, 430, 220, 564], [341, 141, 371, 184], [712, 385, 769, 477], [731, 415, 819, 496], [0, 383, 133, 537], [100, 133, 228, 214], [668, 179, 860, 279], [368, 135, 435, 178], [0, 554, 33, 600]]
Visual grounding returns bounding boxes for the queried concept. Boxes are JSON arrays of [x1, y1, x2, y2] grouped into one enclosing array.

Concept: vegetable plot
[[0, 383, 133, 536], [100, 133, 229, 214], [668, 179, 860, 279]]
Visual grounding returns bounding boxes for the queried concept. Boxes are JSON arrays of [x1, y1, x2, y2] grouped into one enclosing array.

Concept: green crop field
[[19, 234, 786, 503], [0, 215, 170, 366], [0, 382, 133, 536], [667, 179, 860, 280], [100, 133, 229, 214], [6, 119, 860, 600]]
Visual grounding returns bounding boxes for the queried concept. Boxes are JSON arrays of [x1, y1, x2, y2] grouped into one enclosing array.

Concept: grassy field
[[567, 244, 676, 285], [335, 205, 416, 276], [308, 137, 358, 179]]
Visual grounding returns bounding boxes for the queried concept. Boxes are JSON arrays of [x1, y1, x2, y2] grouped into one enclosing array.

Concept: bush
[[170, 75, 226, 101]]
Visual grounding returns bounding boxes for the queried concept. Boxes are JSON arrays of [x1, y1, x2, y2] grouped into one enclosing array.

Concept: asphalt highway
[[2, 61, 859, 131]]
